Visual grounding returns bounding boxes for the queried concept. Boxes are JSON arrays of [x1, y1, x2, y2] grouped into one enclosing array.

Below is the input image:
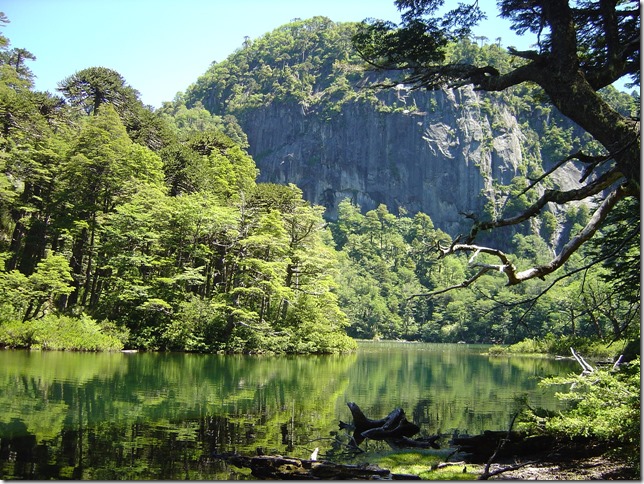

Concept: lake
[[0, 342, 577, 479]]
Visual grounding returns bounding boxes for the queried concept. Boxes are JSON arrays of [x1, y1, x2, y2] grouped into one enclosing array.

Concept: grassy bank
[[487, 334, 636, 360]]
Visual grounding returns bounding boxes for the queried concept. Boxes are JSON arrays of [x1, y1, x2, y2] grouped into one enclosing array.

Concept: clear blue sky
[[3, 0, 536, 108]]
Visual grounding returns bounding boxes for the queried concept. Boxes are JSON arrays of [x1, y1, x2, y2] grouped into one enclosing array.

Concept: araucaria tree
[[353, 0, 640, 288]]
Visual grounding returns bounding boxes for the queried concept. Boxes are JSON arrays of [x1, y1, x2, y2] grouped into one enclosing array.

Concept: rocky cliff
[[185, 17, 584, 238], [240, 85, 580, 236]]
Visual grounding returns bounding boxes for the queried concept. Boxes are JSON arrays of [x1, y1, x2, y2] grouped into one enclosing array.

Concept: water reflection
[[0, 343, 576, 479]]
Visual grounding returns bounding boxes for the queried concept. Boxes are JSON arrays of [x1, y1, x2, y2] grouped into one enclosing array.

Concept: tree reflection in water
[[0, 343, 576, 479]]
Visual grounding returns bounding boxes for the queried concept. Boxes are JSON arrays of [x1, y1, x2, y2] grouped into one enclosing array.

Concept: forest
[[0, 13, 638, 357]]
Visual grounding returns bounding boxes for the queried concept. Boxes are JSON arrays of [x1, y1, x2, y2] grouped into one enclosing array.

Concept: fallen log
[[386, 435, 441, 449], [344, 402, 425, 446], [451, 431, 563, 463], [212, 452, 422, 480]]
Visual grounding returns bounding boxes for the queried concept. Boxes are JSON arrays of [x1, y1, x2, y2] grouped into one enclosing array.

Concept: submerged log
[[213, 452, 422, 480], [361, 418, 420, 440], [343, 402, 439, 450], [386, 435, 441, 449]]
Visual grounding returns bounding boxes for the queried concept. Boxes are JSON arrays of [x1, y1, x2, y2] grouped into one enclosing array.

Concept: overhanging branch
[[522, 151, 611, 195], [468, 170, 624, 242], [435, 184, 628, 287]]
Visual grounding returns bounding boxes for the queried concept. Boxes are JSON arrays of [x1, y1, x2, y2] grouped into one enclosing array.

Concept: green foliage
[[330, 196, 639, 345], [354, 449, 476, 480], [586, 197, 640, 305], [184, 18, 374, 118], [332, 200, 456, 341], [0, 252, 74, 322], [496, 334, 625, 359], [535, 359, 640, 467], [0, 22, 355, 354], [0, 314, 124, 351]]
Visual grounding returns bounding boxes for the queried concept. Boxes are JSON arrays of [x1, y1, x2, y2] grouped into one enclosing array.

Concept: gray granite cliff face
[[240, 85, 529, 236], [235, 86, 585, 243]]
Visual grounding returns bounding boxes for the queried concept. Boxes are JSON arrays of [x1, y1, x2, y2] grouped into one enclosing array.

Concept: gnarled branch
[[434, 185, 629, 288], [468, 170, 624, 243]]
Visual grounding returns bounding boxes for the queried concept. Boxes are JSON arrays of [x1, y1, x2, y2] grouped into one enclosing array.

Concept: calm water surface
[[0, 342, 577, 479]]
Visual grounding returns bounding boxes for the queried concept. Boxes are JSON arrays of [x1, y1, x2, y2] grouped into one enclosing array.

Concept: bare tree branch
[[571, 347, 595, 374], [468, 170, 624, 242], [436, 185, 628, 287], [521, 151, 611, 196], [408, 266, 493, 299], [479, 225, 639, 334]]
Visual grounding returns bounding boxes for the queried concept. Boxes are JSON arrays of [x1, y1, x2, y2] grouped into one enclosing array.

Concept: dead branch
[[408, 266, 493, 299], [479, 412, 519, 479], [435, 184, 628, 288], [468, 170, 623, 243], [570, 347, 595, 375], [612, 355, 625, 370], [477, 459, 540, 480], [521, 151, 610, 196], [467, 225, 639, 327]]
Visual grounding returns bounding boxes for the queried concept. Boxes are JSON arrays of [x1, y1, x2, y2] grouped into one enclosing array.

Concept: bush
[[506, 334, 624, 359], [0, 314, 125, 351], [532, 358, 640, 469], [487, 345, 509, 355]]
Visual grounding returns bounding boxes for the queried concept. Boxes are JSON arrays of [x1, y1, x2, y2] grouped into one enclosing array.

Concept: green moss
[[353, 449, 480, 480]]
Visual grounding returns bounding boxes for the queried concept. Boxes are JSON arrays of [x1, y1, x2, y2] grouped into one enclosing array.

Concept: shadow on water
[[0, 343, 577, 479]]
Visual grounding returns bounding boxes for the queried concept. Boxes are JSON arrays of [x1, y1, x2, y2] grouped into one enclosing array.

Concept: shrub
[[507, 334, 624, 359], [487, 345, 509, 355], [536, 358, 640, 469], [0, 314, 125, 351]]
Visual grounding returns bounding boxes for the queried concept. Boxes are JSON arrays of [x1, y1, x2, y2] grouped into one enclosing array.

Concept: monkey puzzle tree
[[57, 66, 139, 117], [353, 0, 640, 290]]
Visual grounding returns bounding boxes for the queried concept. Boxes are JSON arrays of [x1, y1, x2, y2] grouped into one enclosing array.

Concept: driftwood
[[341, 402, 440, 449], [571, 347, 595, 375], [212, 452, 421, 480], [451, 431, 562, 464]]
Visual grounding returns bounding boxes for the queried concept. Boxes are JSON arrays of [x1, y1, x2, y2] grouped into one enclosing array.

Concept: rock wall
[[240, 85, 526, 236]]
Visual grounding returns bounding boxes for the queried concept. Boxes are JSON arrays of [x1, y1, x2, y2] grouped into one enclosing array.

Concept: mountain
[[182, 16, 622, 239]]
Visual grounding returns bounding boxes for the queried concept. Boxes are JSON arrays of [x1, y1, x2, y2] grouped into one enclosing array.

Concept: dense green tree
[[54, 104, 165, 308], [0, 252, 73, 322], [57, 67, 139, 117], [0, 45, 76, 274], [332, 199, 456, 340]]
